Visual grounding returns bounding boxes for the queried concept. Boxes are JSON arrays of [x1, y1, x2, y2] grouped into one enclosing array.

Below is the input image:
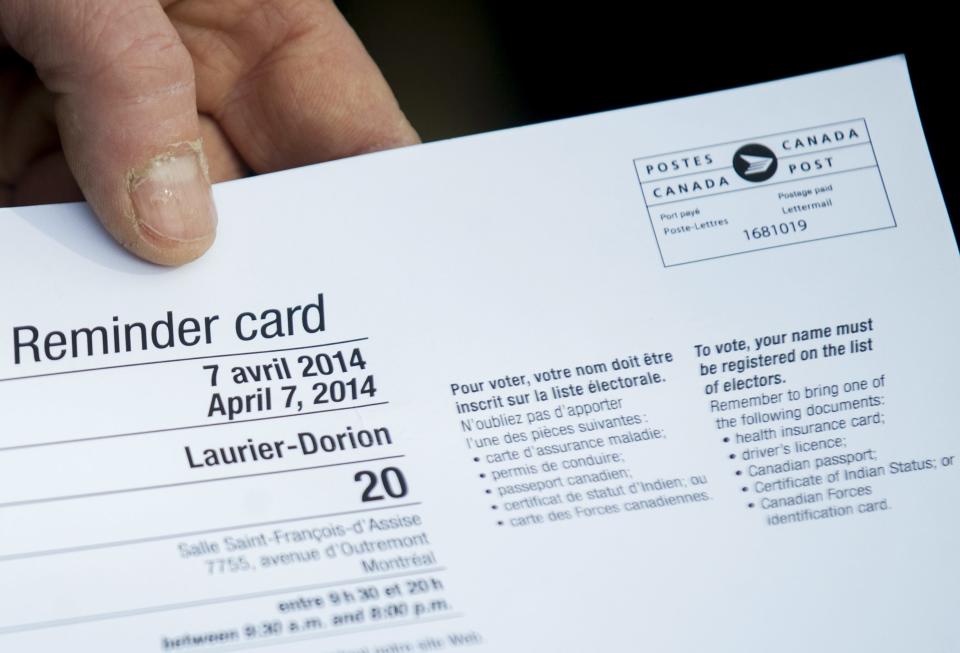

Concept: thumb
[[0, 0, 216, 266]]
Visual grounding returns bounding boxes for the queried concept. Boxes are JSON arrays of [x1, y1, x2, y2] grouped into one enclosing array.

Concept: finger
[[0, 0, 217, 265], [199, 113, 248, 183], [169, 0, 419, 173], [0, 99, 246, 196], [7, 116, 247, 206]]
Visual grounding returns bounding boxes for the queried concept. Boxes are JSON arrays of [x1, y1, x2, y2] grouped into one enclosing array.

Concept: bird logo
[[733, 143, 778, 182], [740, 154, 774, 175]]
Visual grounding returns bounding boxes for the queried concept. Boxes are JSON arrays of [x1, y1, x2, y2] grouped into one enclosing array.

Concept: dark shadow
[[5, 202, 167, 275]]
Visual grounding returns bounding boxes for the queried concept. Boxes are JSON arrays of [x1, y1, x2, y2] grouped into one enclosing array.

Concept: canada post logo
[[632, 118, 897, 267], [733, 143, 778, 182], [634, 120, 873, 203]]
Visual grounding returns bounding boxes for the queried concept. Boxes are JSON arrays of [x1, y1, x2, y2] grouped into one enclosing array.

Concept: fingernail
[[129, 143, 217, 242]]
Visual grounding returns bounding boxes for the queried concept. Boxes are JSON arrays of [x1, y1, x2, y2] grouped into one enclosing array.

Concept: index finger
[[168, 0, 419, 174]]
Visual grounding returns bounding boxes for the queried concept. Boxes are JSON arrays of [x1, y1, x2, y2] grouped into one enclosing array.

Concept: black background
[[339, 4, 956, 243]]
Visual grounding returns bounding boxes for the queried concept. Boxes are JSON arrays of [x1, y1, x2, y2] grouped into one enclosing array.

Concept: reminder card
[[1, 56, 957, 652]]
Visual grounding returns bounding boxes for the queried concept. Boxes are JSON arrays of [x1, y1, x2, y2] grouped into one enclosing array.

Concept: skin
[[0, 0, 418, 265]]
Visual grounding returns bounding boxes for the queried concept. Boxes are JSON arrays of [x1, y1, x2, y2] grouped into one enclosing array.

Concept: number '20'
[[354, 467, 408, 502]]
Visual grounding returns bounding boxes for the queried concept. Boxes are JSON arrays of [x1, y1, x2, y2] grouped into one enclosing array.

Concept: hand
[[0, 0, 418, 265]]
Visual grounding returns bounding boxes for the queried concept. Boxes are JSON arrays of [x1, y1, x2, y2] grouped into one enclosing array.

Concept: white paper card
[[0, 56, 957, 652]]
